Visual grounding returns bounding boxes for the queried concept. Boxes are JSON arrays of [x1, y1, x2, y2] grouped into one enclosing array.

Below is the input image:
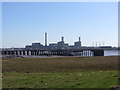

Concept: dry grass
[[2, 56, 118, 73]]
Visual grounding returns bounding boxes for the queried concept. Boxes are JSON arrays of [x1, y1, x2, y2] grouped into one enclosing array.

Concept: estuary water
[[104, 50, 120, 56]]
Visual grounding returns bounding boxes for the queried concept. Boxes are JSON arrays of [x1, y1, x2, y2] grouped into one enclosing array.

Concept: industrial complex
[[25, 33, 82, 50], [1, 33, 119, 57]]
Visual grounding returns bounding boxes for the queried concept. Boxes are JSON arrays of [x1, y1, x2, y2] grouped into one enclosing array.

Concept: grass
[[2, 56, 118, 73], [2, 56, 119, 88], [2, 71, 118, 88]]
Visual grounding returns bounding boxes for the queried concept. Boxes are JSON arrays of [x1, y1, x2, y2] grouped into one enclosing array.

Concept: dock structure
[[1, 47, 119, 57], [0, 48, 105, 57]]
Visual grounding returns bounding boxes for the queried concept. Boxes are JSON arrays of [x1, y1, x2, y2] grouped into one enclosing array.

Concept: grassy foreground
[[3, 71, 118, 88], [2, 56, 119, 88]]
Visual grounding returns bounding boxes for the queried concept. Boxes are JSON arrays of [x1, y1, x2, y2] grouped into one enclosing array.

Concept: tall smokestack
[[61, 37, 64, 42], [79, 37, 81, 42], [45, 32, 47, 46]]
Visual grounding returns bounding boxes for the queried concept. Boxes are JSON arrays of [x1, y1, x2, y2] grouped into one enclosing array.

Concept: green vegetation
[[3, 71, 118, 88], [2, 56, 119, 88]]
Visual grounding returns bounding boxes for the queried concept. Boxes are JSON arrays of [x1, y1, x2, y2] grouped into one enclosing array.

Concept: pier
[[0, 48, 106, 57]]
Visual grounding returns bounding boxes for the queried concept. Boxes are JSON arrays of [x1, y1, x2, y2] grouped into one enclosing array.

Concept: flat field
[[2, 56, 119, 88]]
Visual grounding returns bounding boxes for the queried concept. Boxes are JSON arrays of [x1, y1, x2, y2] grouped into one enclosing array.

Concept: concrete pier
[[0, 48, 105, 57]]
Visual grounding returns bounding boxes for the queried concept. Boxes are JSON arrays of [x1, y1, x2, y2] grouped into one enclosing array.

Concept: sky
[[2, 2, 118, 48]]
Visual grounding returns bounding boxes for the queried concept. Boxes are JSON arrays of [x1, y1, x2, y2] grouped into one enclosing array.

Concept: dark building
[[32, 43, 43, 47], [25, 45, 32, 49], [57, 37, 66, 49], [49, 43, 57, 49], [74, 37, 81, 48], [49, 37, 68, 49], [26, 43, 43, 49]]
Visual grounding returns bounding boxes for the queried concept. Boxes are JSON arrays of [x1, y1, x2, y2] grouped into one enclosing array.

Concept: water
[[104, 50, 120, 56]]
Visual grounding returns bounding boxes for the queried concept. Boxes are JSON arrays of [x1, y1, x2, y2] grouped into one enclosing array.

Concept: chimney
[[61, 37, 64, 42], [45, 32, 47, 46], [79, 37, 81, 42]]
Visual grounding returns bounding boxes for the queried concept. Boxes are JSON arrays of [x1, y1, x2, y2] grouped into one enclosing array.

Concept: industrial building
[[25, 33, 82, 50], [1, 33, 118, 57]]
